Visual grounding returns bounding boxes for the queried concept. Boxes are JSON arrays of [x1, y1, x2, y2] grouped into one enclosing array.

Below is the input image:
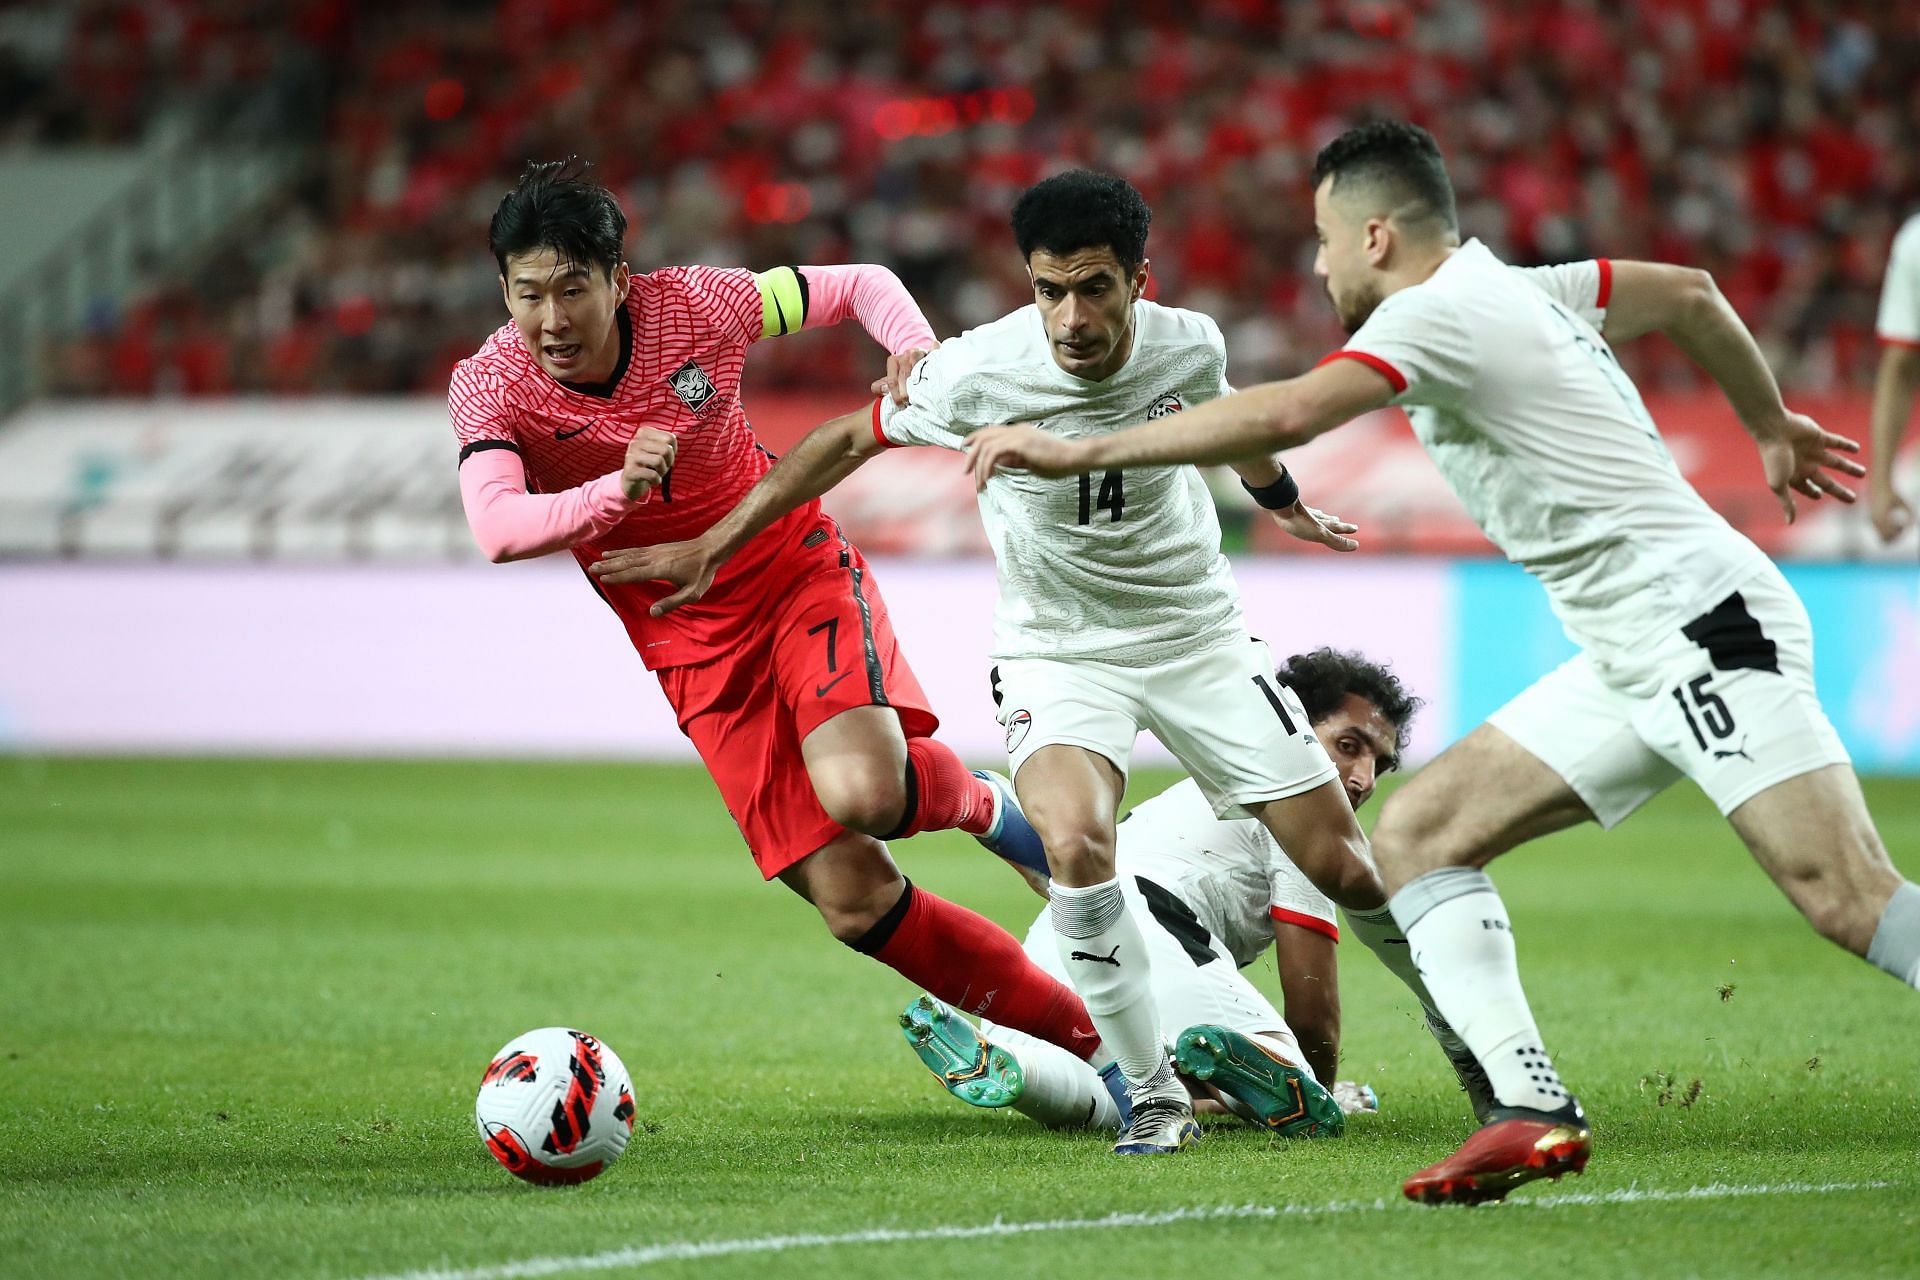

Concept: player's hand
[[621, 427, 678, 502], [1268, 501, 1360, 553], [1755, 412, 1863, 524], [964, 425, 1086, 489], [589, 538, 719, 615], [870, 342, 937, 407], [1869, 483, 1914, 543]]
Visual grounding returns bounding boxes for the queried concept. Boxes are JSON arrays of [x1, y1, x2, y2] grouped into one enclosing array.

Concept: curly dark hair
[[1309, 119, 1457, 235], [1275, 647, 1422, 759], [1010, 169, 1152, 273], [489, 157, 627, 280]]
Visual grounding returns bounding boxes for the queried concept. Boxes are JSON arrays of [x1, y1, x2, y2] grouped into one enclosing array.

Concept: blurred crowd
[[5, 0, 1916, 399]]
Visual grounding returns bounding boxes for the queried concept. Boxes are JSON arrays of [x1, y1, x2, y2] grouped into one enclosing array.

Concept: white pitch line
[[357, 1180, 1893, 1280]]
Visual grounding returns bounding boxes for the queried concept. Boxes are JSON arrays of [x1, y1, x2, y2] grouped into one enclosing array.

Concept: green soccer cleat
[[898, 995, 1025, 1109], [1174, 1024, 1345, 1138]]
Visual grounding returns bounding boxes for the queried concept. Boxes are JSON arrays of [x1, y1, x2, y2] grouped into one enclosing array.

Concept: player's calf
[[1729, 765, 1918, 983]]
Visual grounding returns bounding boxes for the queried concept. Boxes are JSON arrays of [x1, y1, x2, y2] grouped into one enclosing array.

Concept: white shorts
[[991, 636, 1337, 819], [1489, 567, 1851, 829], [990, 878, 1307, 1072]]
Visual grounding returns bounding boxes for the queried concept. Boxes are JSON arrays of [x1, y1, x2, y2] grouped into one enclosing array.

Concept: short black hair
[[1276, 647, 1422, 763], [489, 157, 627, 280], [1309, 120, 1458, 236], [1011, 170, 1151, 274]]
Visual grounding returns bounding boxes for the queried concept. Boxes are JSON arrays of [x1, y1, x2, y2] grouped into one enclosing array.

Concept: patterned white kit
[[986, 776, 1340, 1073], [993, 638, 1336, 818], [1489, 565, 1849, 826]]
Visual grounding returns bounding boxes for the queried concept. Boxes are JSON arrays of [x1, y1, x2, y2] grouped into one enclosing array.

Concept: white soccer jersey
[[1335, 240, 1768, 666], [876, 300, 1243, 666], [1877, 214, 1920, 348], [1113, 776, 1336, 969]]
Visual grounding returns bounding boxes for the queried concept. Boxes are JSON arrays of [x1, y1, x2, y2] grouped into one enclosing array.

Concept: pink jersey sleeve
[[797, 264, 938, 353], [459, 447, 638, 563], [677, 265, 764, 348]]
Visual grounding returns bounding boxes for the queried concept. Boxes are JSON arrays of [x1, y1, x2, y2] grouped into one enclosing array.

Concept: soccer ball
[[474, 1027, 635, 1185]]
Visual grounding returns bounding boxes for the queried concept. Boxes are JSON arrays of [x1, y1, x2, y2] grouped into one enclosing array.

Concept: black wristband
[[1241, 469, 1300, 510]]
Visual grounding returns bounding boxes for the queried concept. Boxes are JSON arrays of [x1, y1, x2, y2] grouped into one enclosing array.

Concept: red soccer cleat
[[1402, 1115, 1592, 1205]]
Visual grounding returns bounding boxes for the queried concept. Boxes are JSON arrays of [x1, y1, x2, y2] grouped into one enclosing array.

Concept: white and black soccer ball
[[475, 1027, 635, 1185]]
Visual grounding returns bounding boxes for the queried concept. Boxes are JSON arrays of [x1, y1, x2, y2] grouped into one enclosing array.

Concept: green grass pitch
[[4, 757, 1918, 1279]]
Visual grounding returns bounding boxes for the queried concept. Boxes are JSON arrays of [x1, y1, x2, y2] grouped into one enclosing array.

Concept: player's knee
[[1032, 823, 1113, 883], [813, 764, 909, 836], [815, 880, 906, 946]]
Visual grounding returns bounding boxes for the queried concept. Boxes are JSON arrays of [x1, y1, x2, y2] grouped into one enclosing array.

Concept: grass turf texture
[[4, 757, 1918, 1280]]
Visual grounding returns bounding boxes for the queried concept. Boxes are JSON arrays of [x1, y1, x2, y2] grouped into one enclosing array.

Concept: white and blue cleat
[[1112, 1093, 1201, 1155]]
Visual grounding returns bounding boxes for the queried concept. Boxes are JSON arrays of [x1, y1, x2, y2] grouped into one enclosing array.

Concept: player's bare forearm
[[1018, 359, 1389, 476], [1869, 345, 1920, 492], [1228, 453, 1287, 489], [590, 408, 879, 604], [1275, 924, 1340, 1087], [1605, 262, 1788, 436], [1602, 262, 1865, 518], [1868, 344, 1920, 540], [1082, 381, 1333, 469], [703, 407, 881, 562]]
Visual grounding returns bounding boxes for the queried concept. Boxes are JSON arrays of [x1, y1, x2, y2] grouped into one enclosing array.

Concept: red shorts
[[655, 543, 937, 878]]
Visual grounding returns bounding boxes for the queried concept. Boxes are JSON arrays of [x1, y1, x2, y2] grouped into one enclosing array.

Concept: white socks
[[1868, 881, 1920, 989], [1049, 879, 1178, 1098], [1391, 867, 1577, 1117], [1345, 902, 1442, 1016], [983, 1025, 1123, 1129]]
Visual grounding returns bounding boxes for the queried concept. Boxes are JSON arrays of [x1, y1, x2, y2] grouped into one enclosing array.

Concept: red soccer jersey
[[448, 266, 832, 669]]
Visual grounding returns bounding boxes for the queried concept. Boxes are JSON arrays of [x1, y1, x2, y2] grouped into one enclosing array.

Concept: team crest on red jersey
[[1146, 393, 1184, 418], [667, 361, 719, 413]]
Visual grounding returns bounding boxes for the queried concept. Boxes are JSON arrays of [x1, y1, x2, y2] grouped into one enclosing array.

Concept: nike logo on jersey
[[814, 671, 854, 699], [554, 419, 597, 441], [1070, 946, 1121, 967]]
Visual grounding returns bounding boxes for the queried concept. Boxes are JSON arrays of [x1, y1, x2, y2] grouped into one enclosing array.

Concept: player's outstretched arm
[[1601, 261, 1866, 522], [965, 357, 1393, 481], [964, 359, 1384, 551], [589, 407, 883, 612], [782, 265, 939, 407], [458, 427, 676, 563], [1868, 342, 1920, 541], [1272, 921, 1340, 1088]]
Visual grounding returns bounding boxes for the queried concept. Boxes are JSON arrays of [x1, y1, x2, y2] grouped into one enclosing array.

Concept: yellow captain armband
[[753, 266, 809, 338]]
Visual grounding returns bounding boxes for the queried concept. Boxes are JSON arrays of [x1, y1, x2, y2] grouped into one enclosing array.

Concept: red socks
[[889, 737, 996, 838], [853, 880, 1100, 1061]]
